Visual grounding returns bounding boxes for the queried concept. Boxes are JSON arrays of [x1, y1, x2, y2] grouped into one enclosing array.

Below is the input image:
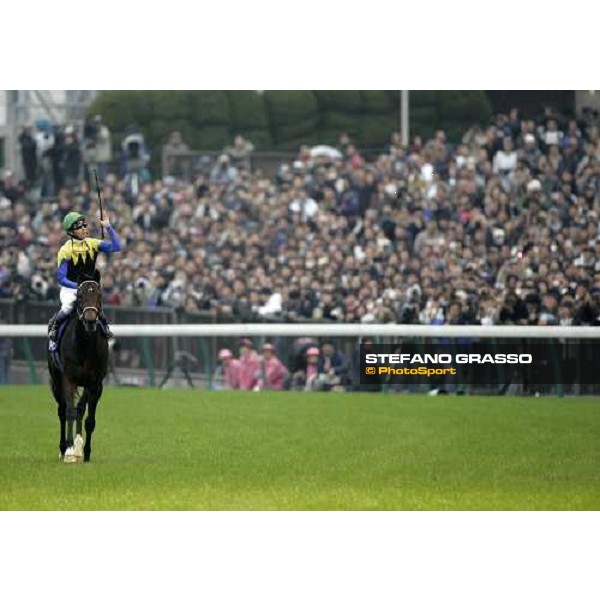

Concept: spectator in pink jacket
[[219, 348, 241, 390], [238, 338, 261, 390], [257, 343, 289, 390]]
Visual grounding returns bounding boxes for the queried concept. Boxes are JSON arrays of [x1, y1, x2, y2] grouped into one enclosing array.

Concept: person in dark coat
[[19, 127, 37, 188], [63, 129, 81, 189]]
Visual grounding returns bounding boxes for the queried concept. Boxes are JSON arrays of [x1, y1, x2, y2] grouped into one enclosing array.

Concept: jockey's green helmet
[[62, 212, 86, 232]]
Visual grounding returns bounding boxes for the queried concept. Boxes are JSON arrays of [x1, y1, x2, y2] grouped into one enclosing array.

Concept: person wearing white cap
[[526, 179, 542, 194], [522, 132, 542, 168]]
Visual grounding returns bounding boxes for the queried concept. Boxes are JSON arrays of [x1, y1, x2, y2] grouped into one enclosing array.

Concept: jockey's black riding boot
[[48, 312, 58, 336], [48, 310, 69, 351]]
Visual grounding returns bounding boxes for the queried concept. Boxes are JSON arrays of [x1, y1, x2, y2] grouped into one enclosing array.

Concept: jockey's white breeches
[[59, 287, 78, 314]]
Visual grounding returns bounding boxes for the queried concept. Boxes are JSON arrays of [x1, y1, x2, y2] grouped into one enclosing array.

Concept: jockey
[[48, 211, 122, 351]]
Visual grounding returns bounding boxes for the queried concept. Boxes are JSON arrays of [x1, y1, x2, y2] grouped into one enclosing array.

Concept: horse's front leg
[[62, 376, 78, 462], [76, 390, 88, 437], [84, 382, 103, 463], [50, 369, 68, 459], [71, 389, 90, 462], [58, 402, 68, 459]]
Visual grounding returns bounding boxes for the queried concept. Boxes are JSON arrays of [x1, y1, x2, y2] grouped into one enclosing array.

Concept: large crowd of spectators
[[3, 106, 600, 330], [15, 116, 114, 197]]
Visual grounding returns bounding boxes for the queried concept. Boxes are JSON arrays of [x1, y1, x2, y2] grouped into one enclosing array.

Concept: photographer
[[122, 128, 149, 173], [398, 283, 423, 324], [122, 127, 150, 197], [161, 276, 186, 310], [30, 273, 49, 300], [132, 276, 156, 307]]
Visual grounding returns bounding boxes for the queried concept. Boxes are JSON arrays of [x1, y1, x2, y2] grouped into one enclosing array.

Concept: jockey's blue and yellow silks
[[56, 225, 122, 289], [57, 237, 101, 268]]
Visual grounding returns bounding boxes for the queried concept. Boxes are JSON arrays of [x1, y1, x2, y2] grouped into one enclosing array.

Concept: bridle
[[77, 280, 102, 331]]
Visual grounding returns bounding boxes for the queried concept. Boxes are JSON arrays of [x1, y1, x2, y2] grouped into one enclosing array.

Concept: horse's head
[[76, 280, 102, 333]]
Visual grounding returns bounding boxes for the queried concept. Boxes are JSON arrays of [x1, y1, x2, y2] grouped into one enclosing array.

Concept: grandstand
[[1, 91, 600, 394]]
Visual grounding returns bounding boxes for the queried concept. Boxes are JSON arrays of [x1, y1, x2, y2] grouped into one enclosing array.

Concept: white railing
[[1, 323, 600, 339]]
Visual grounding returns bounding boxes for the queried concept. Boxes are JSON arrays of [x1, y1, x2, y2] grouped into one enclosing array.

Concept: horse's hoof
[[59, 452, 64, 462], [63, 447, 82, 464], [73, 435, 84, 460]]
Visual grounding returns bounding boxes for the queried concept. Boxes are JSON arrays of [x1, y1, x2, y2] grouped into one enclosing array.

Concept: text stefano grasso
[[364, 353, 533, 364]]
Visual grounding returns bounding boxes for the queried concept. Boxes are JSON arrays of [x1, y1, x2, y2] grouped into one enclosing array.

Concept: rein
[[76, 280, 102, 324]]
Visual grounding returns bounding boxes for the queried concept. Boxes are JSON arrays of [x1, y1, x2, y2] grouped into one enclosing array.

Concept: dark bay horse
[[48, 280, 108, 463]]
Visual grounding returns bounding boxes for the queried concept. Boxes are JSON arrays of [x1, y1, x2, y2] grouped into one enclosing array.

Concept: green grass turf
[[0, 386, 598, 510]]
